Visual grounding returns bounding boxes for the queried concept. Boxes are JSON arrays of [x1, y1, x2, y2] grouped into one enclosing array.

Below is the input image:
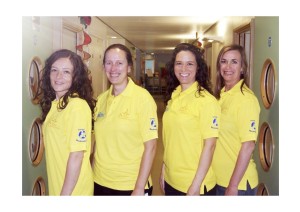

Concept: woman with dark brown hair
[[160, 43, 220, 195], [40, 49, 96, 195]]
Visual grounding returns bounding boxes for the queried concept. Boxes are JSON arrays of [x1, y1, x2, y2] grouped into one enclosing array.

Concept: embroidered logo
[[150, 118, 157, 130], [77, 129, 86, 142], [119, 109, 130, 119], [97, 112, 104, 118], [211, 116, 219, 129], [179, 105, 188, 113], [249, 120, 256, 132], [48, 118, 57, 127]]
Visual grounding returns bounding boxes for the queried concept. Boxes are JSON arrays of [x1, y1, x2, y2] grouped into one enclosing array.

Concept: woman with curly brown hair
[[160, 43, 220, 195], [40, 49, 96, 195]]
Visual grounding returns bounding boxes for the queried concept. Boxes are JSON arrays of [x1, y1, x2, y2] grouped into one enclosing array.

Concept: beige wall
[[203, 16, 253, 89]]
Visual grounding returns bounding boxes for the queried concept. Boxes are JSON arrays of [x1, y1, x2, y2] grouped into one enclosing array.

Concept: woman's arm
[[187, 137, 216, 195], [132, 139, 157, 195], [60, 151, 84, 195], [159, 162, 165, 194], [90, 133, 96, 168], [225, 140, 256, 195]]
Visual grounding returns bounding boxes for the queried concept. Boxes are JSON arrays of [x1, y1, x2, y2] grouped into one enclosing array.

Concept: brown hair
[[214, 44, 248, 99]]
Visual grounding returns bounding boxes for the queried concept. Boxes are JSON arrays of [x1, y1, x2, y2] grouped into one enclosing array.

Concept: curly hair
[[39, 49, 96, 123], [214, 44, 248, 100], [165, 43, 212, 102]]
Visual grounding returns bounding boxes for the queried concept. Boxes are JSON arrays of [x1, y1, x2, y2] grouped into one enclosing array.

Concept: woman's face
[[50, 57, 74, 99], [220, 50, 242, 88], [104, 48, 130, 88], [174, 50, 197, 91]]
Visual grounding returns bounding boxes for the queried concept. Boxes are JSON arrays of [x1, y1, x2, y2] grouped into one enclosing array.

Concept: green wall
[[22, 17, 53, 195], [253, 16, 279, 195]]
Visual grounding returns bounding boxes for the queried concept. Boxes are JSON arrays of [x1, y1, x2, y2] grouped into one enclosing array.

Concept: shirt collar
[[221, 79, 244, 95], [108, 77, 135, 98], [173, 81, 198, 98], [53, 93, 78, 103]]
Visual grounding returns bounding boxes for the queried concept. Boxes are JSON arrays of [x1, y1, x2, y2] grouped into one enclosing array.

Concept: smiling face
[[104, 48, 130, 91], [219, 49, 242, 91], [174, 50, 198, 91], [50, 57, 74, 99]]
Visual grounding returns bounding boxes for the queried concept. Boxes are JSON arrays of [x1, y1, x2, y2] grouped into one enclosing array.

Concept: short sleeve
[[66, 100, 92, 152], [237, 98, 260, 142]]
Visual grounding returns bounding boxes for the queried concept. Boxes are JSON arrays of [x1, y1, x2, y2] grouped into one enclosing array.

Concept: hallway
[[151, 94, 166, 195]]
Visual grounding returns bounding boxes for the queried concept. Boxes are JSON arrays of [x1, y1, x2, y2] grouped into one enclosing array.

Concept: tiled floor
[[151, 94, 166, 195]]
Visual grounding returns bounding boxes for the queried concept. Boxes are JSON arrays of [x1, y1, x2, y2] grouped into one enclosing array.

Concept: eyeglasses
[[219, 59, 240, 65]]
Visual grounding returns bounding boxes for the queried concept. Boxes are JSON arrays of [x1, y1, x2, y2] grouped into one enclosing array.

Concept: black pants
[[164, 181, 216, 196], [94, 182, 153, 196]]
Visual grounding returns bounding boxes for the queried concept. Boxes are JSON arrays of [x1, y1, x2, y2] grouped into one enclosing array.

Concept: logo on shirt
[[77, 129, 87, 142], [211, 116, 219, 129], [47, 116, 58, 128], [179, 105, 188, 113], [150, 118, 157, 130], [119, 109, 130, 119], [97, 112, 104, 118], [249, 120, 256, 132]]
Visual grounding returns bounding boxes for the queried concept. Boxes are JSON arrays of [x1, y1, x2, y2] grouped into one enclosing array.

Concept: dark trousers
[[94, 182, 153, 196], [164, 181, 216, 196], [215, 181, 257, 196]]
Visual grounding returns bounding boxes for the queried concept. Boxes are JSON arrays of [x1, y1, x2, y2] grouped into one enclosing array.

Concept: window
[[28, 118, 44, 166], [260, 58, 276, 109], [256, 183, 269, 195], [258, 122, 275, 171], [31, 176, 46, 195]]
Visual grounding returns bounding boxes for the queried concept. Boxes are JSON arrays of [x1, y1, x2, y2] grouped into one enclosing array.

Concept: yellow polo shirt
[[212, 80, 260, 190], [93, 78, 158, 190], [42, 97, 93, 195], [163, 82, 220, 194]]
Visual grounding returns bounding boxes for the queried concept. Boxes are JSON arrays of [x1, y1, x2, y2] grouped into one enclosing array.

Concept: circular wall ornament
[[28, 57, 42, 104], [28, 118, 44, 166]]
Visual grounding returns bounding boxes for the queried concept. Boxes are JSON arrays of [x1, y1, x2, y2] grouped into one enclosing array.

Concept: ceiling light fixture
[[202, 36, 223, 43]]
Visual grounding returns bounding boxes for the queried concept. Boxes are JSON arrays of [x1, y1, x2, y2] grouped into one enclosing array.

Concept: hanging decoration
[[197, 41, 202, 48], [192, 32, 205, 56], [79, 16, 91, 29], [76, 16, 92, 61]]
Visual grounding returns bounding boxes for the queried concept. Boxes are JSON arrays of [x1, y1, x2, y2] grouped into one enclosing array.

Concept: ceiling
[[97, 16, 222, 54]]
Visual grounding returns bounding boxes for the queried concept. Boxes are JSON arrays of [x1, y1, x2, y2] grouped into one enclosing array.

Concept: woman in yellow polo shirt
[[212, 44, 260, 195], [160, 43, 220, 195], [40, 49, 96, 195], [92, 44, 158, 195]]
